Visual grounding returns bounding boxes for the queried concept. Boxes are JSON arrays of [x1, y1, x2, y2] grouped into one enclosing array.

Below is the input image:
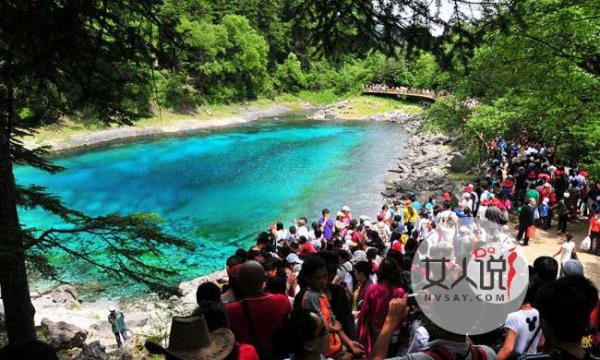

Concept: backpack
[[422, 344, 488, 360], [337, 262, 354, 292]]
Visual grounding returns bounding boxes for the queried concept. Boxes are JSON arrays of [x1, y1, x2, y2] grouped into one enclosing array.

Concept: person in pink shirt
[[358, 258, 405, 357], [341, 205, 353, 226]]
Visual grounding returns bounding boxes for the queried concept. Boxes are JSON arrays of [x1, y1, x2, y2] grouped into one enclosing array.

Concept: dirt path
[[511, 217, 600, 288]]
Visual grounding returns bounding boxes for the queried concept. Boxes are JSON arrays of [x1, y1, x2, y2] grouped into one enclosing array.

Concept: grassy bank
[[25, 91, 423, 150]]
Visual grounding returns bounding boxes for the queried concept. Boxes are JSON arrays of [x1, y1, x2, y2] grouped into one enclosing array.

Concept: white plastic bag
[[580, 236, 591, 252]]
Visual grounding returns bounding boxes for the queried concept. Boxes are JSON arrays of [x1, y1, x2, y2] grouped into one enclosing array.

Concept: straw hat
[[145, 316, 234, 360]]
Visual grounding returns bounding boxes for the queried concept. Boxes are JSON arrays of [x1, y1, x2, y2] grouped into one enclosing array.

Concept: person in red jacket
[[225, 261, 292, 358]]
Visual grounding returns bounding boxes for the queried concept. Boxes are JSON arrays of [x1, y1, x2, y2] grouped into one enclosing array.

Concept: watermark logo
[[411, 218, 529, 335]]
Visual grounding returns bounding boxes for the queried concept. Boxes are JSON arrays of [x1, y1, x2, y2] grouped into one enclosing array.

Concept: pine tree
[[0, 1, 192, 343]]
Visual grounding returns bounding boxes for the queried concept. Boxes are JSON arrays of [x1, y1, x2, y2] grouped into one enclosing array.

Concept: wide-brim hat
[[145, 316, 234, 360]]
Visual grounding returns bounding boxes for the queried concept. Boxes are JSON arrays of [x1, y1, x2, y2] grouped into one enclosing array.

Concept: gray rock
[[46, 284, 79, 304], [432, 135, 451, 145], [397, 163, 411, 173], [395, 179, 414, 192], [381, 189, 396, 198], [123, 312, 149, 328], [336, 100, 349, 109], [77, 341, 107, 360], [115, 350, 134, 360], [39, 318, 88, 349], [449, 152, 470, 172], [384, 172, 401, 186]]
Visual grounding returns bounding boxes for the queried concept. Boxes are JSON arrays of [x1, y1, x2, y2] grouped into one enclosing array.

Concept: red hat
[[492, 198, 499, 206], [442, 192, 452, 201], [392, 241, 402, 252], [465, 184, 474, 193], [481, 198, 490, 206], [377, 213, 385, 221]]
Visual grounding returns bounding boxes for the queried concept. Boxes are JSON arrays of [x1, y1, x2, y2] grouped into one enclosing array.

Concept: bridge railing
[[361, 84, 451, 100]]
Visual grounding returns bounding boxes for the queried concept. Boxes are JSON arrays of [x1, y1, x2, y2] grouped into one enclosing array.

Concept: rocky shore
[[313, 100, 468, 201], [9, 271, 229, 359], [4, 99, 469, 359], [381, 116, 467, 202]]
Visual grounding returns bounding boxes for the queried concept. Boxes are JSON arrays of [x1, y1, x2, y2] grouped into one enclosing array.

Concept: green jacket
[[108, 311, 126, 333]]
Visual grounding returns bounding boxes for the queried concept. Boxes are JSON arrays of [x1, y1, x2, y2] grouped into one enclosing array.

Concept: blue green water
[[16, 114, 406, 295]]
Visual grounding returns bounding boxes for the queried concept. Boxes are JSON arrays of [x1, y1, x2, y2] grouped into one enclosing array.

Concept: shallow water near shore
[[16, 113, 407, 297]]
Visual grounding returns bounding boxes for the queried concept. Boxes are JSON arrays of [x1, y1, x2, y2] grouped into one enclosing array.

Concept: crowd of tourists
[[137, 135, 599, 360], [3, 135, 600, 360]]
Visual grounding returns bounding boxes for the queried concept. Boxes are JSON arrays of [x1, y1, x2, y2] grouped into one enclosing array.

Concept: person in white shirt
[[553, 232, 576, 276], [296, 217, 310, 239], [275, 222, 288, 247], [497, 287, 543, 359]]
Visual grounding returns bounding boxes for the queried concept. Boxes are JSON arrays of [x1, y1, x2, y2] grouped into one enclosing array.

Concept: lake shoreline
[[24, 96, 423, 156], [41, 105, 295, 155]]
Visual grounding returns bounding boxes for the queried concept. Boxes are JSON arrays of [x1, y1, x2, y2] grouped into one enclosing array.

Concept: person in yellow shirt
[[403, 200, 419, 235]]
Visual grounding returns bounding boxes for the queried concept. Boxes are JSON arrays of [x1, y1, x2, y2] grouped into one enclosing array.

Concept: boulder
[[124, 311, 150, 329], [115, 350, 134, 360], [336, 100, 349, 109], [449, 152, 470, 172], [381, 189, 396, 198], [397, 163, 411, 173], [39, 318, 88, 350], [384, 171, 401, 186], [431, 135, 451, 145], [45, 284, 79, 304], [395, 179, 415, 192], [77, 341, 107, 360]]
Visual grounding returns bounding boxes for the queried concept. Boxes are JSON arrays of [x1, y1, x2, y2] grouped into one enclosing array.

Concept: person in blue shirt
[[539, 198, 551, 229], [410, 194, 422, 212], [318, 208, 335, 241]]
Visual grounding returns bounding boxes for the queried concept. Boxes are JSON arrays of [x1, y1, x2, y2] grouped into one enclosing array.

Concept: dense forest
[[0, 0, 598, 344]]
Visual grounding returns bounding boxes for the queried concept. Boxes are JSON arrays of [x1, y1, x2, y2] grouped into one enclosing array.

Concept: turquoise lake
[[16, 114, 406, 295]]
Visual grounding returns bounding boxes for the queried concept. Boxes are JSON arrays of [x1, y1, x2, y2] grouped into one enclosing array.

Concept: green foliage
[[410, 53, 451, 90], [176, 14, 270, 103], [425, 96, 471, 134], [362, 52, 414, 86], [455, 0, 600, 178], [156, 72, 200, 113], [274, 53, 306, 93]]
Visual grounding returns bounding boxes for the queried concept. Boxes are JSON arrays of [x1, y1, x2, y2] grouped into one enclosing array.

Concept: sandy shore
[[40, 105, 293, 153]]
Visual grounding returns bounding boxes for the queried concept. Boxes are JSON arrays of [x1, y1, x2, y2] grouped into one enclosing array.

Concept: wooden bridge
[[361, 86, 449, 102]]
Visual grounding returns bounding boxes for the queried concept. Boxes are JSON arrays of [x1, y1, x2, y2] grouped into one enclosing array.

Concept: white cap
[[352, 250, 367, 264], [564, 192, 571, 199], [543, 198, 549, 204], [109, 305, 117, 312], [286, 253, 303, 265], [363, 220, 372, 228], [342, 205, 351, 212], [544, 182, 551, 188]]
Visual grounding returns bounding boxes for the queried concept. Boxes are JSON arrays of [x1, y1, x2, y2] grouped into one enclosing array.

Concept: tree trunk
[[0, 137, 37, 343]]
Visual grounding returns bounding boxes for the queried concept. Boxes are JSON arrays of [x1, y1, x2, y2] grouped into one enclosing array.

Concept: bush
[[274, 53, 307, 93], [157, 72, 199, 113]]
